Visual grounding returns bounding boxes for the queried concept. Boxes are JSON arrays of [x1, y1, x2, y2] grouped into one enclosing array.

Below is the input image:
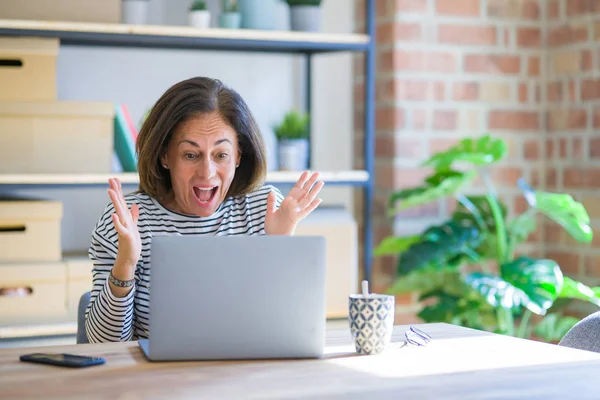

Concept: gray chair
[[558, 311, 600, 353], [76, 291, 91, 344]]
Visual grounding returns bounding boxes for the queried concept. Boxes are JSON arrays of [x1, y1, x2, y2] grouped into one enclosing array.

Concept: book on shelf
[[113, 103, 138, 173]]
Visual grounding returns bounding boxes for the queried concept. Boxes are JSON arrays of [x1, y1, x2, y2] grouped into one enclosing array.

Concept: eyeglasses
[[402, 326, 432, 347]]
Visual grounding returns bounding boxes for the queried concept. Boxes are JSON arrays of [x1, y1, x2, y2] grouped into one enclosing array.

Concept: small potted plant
[[286, 0, 322, 32], [188, 0, 211, 29], [220, 0, 241, 29], [273, 110, 310, 171], [121, 0, 149, 24]]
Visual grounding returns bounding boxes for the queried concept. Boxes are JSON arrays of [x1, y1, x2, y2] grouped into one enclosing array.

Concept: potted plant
[[121, 0, 149, 25], [286, 0, 322, 32], [188, 0, 211, 29], [374, 134, 600, 342], [273, 110, 310, 171], [219, 0, 241, 29]]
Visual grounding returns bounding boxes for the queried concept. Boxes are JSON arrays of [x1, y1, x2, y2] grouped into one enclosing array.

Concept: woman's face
[[160, 112, 241, 217]]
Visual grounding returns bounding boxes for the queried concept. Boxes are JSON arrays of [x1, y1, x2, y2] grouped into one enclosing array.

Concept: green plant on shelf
[[190, 0, 208, 11], [273, 110, 310, 141], [222, 0, 238, 13], [374, 134, 600, 342], [285, 0, 322, 6]]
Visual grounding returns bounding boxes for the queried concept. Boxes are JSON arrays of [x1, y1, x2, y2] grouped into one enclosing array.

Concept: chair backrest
[[77, 291, 91, 344], [558, 311, 600, 353]]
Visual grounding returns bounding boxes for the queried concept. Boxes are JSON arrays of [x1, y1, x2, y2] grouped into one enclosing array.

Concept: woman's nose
[[197, 157, 216, 179]]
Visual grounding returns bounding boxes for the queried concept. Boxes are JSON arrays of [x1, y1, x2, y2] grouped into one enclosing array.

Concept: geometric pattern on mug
[[349, 295, 395, 355]]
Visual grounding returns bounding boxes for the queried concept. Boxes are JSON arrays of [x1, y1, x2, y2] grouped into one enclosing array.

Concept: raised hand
[[107, 177, 142, 271], [264, 171, 324, 236]]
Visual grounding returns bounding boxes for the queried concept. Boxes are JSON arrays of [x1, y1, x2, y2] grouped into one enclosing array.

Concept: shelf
[[0, 322, 76, 339], [0, 19, 370, 54], [0, 170, 370, 187]]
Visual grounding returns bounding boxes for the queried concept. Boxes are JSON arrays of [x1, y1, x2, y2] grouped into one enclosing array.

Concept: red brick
[[564, 167, 600, 188], [547, 108, 588, 132], [559, 138, 567, 158], [548, 25, 589, 47], [487, 0, 540, 20], [396, 50, 457, 73], [412, 110, 427, 130], [519, 83, 528, 103], [397, 80, 445, 101], [590, 137, 600, 158], [544, 223, 564, 245], [377, 49, 394, 73], [436, 0, 480, 16], [376, 106, 405, 131], [573, 137, 584, 158], [430, 138, 459, 154], [489, 110, 540, 131], [375, 136, 425, 158], [524, 139, 540, 160], [583, 50, 594, 71], [375, 79, 393, 103], [438, 24, 497, 46], [394, 312, 422, 325], [547, 82, 562, 103], [581, 79, 600, 101], [396, 0, 429, 12], [452, 82, 479, 101], [528, 56, 541, 76], [546, 251, 580, 276], [517, 27, 542, 48], [569, 80, 577, 102], [376, 0, 389, 17], [433, 110, 457, 130], [491, 167, 523, 185], [594, 107, 600, 128], [377, 22, 422, 44], [546, 167, 558, 189], [464, 54, 521, 75], [584, 255, 600, 277], [567, 0, 600, 16], [548, 0, 560, 19]]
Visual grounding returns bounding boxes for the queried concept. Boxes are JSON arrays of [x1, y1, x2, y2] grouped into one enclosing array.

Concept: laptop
[[138, 234, 327, 361]]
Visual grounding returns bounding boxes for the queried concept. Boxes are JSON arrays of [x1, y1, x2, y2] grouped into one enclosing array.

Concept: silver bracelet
[[108, 271, 135, 287]]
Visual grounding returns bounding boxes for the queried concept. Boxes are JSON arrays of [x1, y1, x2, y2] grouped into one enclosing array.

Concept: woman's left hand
[[265, 171, 325, 236]]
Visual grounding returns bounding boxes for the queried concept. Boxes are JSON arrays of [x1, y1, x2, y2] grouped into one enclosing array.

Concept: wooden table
[[2, 322, 600, 399]]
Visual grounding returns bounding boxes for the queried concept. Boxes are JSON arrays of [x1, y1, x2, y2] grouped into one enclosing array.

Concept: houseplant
[[220, 0, 241, 29], [188, 0, 211, 29], [374, 134, 600, 342], [273, 110, 310, 171], [286, 0, 322, 32]]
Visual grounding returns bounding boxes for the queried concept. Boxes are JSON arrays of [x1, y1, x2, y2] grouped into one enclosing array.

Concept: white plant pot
[[290, 6, 321, 32], [278, 139, 309, 171], [188, 10, 211, 29], [121, 0, 149, 25]]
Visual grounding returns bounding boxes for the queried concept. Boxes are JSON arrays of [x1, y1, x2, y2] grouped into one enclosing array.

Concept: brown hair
[[136, 77, 267, 201]]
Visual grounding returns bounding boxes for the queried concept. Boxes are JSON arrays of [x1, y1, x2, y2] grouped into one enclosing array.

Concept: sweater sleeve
[[85, 204, 137, 343]]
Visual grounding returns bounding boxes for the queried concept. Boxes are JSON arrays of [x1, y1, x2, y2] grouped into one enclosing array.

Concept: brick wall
[[545, 0, 600, 315], [354, 0, 549, 323]]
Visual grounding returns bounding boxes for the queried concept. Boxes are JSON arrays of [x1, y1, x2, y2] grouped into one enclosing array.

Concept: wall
[[4, 0, 355, 254], [355, 0, 548, 323], [545, 0, 600, 315]]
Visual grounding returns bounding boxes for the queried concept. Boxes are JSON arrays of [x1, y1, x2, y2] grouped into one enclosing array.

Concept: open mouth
[[193, 185, 218, 206]]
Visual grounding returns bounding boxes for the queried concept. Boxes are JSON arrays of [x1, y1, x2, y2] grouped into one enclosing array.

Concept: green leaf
[[417, 291, 461, 323], [373, 235, 420, 257], [387, 267, 465, 296], [421, 134, 508, 171], [465, 272, 534, 313], [517, 178, 593, 243], [452, 195, 509, 231], [558, 277, 600, 306], [533, 313, 580, 342], [507, 211, 537, 245], [397, 220, 484, 275], [500, 257, 563, 315], [388, 170, 476, 213]]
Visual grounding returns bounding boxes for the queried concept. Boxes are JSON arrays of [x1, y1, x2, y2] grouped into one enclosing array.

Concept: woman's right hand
[[108, 177, 141, 276]]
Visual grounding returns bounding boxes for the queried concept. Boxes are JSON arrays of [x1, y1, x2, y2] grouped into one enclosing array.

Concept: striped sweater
[[85, 184, 284, 343]]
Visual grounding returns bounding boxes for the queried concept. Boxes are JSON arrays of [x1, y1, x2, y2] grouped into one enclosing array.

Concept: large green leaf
[[397, 220, 484, 275], [506, 211, 537, 245], [388, 170, 476, 214], [517, 178, 593, 243], [465, 272, 536, 313], [373, 235, 420, 256], [533, 313, 580, 342], [558, 277, 600, 306], [421, 135, 508, 171], [500, 257, 563, 314]]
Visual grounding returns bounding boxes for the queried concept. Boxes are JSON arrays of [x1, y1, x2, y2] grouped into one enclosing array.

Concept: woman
[[85, 77, 324, 343]]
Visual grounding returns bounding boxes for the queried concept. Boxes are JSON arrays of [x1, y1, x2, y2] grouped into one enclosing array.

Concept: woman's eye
[[218, 153, 229, 160], [184, 153, 197, 160]]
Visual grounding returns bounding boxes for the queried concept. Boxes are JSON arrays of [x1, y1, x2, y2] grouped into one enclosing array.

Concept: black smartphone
[[19, 353, 106, 368]]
